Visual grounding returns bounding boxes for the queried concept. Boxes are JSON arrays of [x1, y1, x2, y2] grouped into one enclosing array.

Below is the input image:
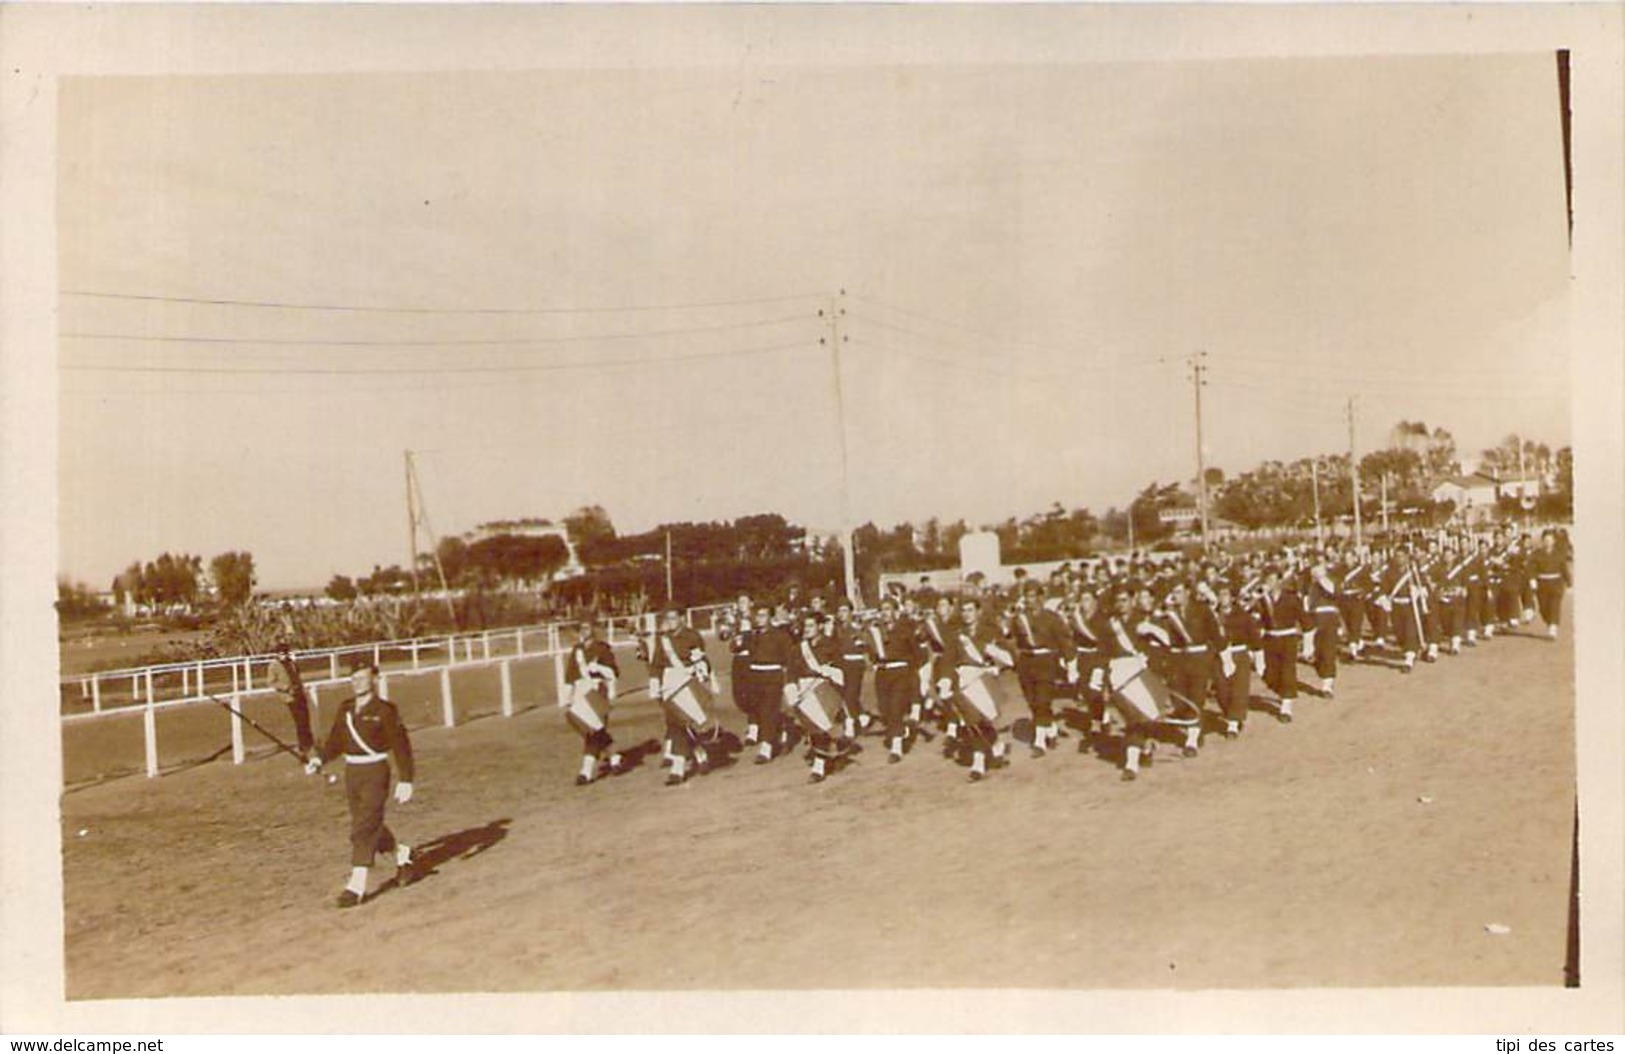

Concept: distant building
[[1431, 472, 1540, 525], [1158, 505, 1200, 530]]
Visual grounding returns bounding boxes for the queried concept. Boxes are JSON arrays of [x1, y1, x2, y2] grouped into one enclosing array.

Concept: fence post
[[482, 631, 491, 661], [243, 659, 254, 692], [143, 699, 159, 778], [230, 692, 245, 764], [232, 664, 240, 694], [550, 625, 566, 709], [132, 673, 141, 701], [516, 628, 526, 657], [180, 666, 188, 698], [145, 669, 155, 708], [373, 643, 381, 670], [412, 642, 420, 671], [440, 667, 455, 727], [195, 661, 205, 698], [91, 674, 102, 714], [330, 653, 339, 681], [500, 660, 513, 717]]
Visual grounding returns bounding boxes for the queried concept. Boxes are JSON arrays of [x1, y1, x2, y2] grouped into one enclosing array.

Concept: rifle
[[204, 692, 309, 767]]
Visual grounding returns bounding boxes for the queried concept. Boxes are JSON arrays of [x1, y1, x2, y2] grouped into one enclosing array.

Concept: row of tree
[[92, 550, 258, 616]]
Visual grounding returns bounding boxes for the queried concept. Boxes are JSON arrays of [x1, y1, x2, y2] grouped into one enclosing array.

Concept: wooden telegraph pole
[[823, 290, 860, 606]]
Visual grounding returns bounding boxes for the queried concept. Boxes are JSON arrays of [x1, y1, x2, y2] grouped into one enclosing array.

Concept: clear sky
[[57, 54, 1572, 590]]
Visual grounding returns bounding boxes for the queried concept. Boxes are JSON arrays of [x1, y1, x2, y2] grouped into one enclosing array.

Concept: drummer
[[1099, 587, 1175, 782], [786, 612, 857, 783]]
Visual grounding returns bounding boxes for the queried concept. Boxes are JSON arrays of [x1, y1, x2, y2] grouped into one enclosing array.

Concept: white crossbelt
[[344, 710, 388, 764]]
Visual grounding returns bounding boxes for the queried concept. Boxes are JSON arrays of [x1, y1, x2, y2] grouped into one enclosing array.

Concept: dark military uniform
[[316, 693, 415, 868]]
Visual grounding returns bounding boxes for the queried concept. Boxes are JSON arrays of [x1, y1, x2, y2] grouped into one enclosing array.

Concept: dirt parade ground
[[60, 604, 1575, 1000]]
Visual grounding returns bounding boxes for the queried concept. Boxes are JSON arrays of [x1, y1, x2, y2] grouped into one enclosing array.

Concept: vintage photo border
[[2, 1, 1621, 1035]]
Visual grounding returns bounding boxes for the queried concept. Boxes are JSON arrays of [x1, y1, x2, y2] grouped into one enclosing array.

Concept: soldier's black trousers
[[344, 762, 398, 867], [874, 666, 914, 741]]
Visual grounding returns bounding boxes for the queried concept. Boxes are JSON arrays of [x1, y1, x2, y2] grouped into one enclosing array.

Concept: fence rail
[[59, 602, 733, 782]]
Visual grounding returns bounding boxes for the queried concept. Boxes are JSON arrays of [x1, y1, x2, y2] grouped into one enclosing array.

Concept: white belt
[[1019, 648, 1055, 656], [842, 654, 867, 661], [344, 753, 388, 765], [1264, 629, 1300, 637], [1314, 606, 1339, 614], [749, 663, 784, 671], [1224, 644, 1250, 654], [877, 661, 910, 670], [1174, 645, 1208, 653], [1537, 574, 1562, 580]]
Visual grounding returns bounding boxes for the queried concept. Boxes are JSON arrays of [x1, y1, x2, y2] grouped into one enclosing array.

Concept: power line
[[844, 322, 1180, 382], [60, 314, 809, 349], [60, 340, 816, 376], [843, 337, 1060, 383], [61, 288, 826, 316]]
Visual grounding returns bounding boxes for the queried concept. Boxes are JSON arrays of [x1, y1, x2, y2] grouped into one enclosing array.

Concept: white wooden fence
[[61, 604, 731, 780]]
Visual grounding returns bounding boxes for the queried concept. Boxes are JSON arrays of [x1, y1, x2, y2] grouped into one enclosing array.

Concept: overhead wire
[[60, 288, 827, 316], [60, 313, 811, 349], [60, 339, 818, 376]]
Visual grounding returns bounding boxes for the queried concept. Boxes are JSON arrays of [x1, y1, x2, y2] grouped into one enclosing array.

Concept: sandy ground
[[60, 604, 1575, 998]]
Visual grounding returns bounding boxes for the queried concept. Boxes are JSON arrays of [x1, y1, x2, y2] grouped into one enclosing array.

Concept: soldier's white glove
[[936, 678, 954, 701], [304, 757, 322, 776], [1252, 652, 1265, 677], [1088, 668, 1106, 694], [1220, 653, 1237, 680], [394, 782, 413, 804]]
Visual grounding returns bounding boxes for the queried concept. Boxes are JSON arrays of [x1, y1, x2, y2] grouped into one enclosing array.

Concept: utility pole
[[1191, 351, 1210, 551], [665, 528, 674, 605], [405, 451, 421, 593], [1347, 397, 1363, 548], [404, 450, 457, 625], [1311, 458, 1323, 547], [822, 290, 860, 607]]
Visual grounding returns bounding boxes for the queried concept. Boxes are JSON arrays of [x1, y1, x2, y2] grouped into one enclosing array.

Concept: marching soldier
[[268, 639, 316, 760], [720, 595, 760, 745], [942, 596, 1015, 781], [1462, 538, 1490, 645], [831, 600, 875, 738], [1530, 529, 1572, 639], [746, 604, 797, 764], [305, 660, 416, 908], [786, 612, 858, 783], [865, 595, 926, 764], [1335, 549, 1373, 661], [1214, 579, 1262, 739], [1066, 590, 1111, 740], [1009, 582, 1077, 757], [651, 608, 722, 786], [1254, 565, 1302, 722], [560, 620, 621, 786], [1303, 557, 1343, 697], [1384, 550, 1428, 672], [1496, 533, 1528, 631]]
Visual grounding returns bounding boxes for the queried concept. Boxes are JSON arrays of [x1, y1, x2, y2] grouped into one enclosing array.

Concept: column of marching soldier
[[300, 523, 1570, 906], [559, 523, 1572, 788]]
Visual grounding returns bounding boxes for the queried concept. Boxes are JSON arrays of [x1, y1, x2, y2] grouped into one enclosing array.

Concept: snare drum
[[1107, 655, 1172, 726], [788, 677, 842, 734]]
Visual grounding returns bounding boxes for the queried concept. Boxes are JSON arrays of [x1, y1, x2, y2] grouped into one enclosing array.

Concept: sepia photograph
[[4, 1, 1623, 1037]]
